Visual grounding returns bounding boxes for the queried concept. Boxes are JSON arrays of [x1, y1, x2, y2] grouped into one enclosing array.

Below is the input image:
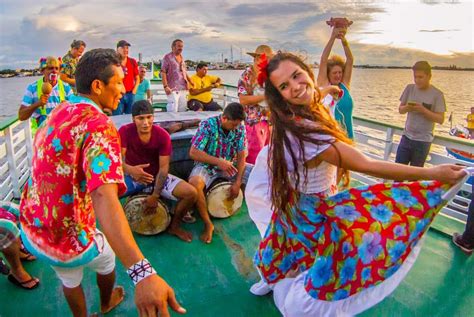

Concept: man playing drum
[[189, 102, 250, 244], [119, 100, 198, 242]]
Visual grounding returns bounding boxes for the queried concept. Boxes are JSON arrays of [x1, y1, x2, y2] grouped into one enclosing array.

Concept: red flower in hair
[[257, 53, 269, 87]]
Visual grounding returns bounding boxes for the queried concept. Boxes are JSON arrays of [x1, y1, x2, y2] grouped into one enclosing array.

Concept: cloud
[[0, 0, 472, 69], [420, 29, 461, 33]]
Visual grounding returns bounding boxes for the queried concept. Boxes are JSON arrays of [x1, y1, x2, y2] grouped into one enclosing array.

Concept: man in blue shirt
[[18, 56, 73, 130]]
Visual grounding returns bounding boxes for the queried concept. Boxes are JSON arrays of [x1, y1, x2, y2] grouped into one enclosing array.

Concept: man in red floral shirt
[[20, 49, 186, 317]]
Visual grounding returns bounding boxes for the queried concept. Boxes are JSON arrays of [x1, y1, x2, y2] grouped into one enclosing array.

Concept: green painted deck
[[1, 202, 473, 316]]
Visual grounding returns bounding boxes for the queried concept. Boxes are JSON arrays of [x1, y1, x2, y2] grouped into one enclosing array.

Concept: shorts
[[123, 173, 183, 201], [189, 163, 253, 189], [51, 230, 116, 288]]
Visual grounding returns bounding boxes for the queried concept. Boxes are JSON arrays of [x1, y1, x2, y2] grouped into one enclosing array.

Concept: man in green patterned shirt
[[60, 40, 86, 91]]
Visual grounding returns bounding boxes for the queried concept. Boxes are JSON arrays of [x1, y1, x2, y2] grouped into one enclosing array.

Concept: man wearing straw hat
[[18, 56, 73, 131]]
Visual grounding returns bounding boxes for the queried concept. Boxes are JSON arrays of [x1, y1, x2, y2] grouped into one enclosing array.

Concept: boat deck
[[1, 201, 472, 316]]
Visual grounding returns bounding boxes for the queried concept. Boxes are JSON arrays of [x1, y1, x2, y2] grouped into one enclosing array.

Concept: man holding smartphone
[[395, 61, 446, 167]]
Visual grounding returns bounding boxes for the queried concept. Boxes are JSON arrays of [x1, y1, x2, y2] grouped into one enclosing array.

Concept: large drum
[[206, 180, 243, 218], [123, 195, 171, 235]]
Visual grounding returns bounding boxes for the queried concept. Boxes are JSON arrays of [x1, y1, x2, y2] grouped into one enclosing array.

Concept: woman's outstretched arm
[[318, 141, 466, 184]]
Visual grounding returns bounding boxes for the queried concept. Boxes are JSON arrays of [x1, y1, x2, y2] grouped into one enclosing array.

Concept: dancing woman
[[317, 25, 355, 138], [248, 52, 466, 316]]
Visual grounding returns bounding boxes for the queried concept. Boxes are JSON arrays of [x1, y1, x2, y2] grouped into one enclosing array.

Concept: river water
[[1, 68, 473, 136]]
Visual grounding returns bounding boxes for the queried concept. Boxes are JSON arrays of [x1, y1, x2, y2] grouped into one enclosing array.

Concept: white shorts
[[161, 174, 183, 201], [51, 230, 116, 288], [166, 90, 188, 112], [124, 173, 183, 201]]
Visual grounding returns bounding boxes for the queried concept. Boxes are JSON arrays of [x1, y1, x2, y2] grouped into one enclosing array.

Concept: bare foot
[[168, 226, 193, 242], [100, 286, 125, 314], [200, 224, 214, 244]]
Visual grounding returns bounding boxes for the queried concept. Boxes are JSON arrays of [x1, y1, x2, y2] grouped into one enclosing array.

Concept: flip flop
[[19, 252, 36, 262], [8, 274, 40, 290], [19, 243, 36, 261]]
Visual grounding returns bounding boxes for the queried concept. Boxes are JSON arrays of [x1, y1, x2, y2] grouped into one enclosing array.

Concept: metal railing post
[[24, 119, 33, 166], [223, 86, 227, 108], [5, 126, 20, 198], [383, 127, 394, 161]]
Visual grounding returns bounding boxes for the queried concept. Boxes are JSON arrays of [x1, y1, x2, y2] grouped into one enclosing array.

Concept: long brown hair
[[264, 52, 352, 215]]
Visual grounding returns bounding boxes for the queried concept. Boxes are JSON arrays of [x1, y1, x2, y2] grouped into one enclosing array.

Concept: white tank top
[[284, 127, 337, 194]]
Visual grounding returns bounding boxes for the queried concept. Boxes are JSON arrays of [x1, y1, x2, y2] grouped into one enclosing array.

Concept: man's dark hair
[[71, 39, 86, 49], [172, 39, 183, 48], [132, 100, 154, 117], [223, 102, 246, 121], [75, 48, 121, 94], [412, 61, 432, 76], [196, 63, 208, 70]]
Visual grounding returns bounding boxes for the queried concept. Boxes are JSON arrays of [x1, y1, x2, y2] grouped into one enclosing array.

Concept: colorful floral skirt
[[254, 180, 451, 301]]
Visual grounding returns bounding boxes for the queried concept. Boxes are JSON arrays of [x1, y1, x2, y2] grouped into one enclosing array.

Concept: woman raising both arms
[[247, 52, 466, 316], [317, 20, 355, 138]]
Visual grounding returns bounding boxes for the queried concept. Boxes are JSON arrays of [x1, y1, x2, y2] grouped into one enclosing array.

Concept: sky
[[0, 0, 472, 69]]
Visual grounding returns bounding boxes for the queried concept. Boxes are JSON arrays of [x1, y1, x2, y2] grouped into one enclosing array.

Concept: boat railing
[[0, 81, 472, 223]]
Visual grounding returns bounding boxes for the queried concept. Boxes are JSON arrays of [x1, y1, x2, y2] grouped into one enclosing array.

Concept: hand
[[285, 268, 300, 279], [327, 85, 342, 99], [228, 182, 241, 200], [164, 87, 172, 95], [428, 164, 467, 185], [130, 164, 154, 184], [410, 103, 425, 113], [337, 27, 347, 40], [39, 94, 49, 106], [331, 27, 345, 39], [217, 159, 238, 177], [135, 274, 186, 317], [145, 194, 160, 208]]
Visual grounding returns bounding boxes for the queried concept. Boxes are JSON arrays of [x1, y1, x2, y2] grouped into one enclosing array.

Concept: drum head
[[206, 181, 243, 218], [123, 195, 170, 235]]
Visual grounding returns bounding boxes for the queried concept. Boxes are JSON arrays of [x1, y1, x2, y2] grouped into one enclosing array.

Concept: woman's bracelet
[[126, 258, 157, 285]]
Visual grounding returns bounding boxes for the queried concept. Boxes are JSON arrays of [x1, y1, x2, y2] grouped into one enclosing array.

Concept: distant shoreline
[[353, 65, 473, 71], [1, 65, 473, 78]]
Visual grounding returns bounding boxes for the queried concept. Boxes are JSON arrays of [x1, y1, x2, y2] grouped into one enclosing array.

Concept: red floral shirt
[[20, 96, 126, 262]]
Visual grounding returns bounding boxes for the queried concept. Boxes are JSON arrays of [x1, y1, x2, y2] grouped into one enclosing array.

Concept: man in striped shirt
[[18, 56, 73, 130]]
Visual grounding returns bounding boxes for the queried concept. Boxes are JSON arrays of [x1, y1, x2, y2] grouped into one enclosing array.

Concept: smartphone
[[407, 101, 416, 106]]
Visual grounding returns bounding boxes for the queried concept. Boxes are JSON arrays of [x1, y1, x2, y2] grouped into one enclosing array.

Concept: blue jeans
[[113, 92, 135, 115], [395, 135, 431, 167], [122, 174, 152, 197], [462, 182, 474, 247]]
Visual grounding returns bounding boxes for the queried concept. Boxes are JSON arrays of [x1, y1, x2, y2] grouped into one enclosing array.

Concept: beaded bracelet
[[126, 258, 157, 285]]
